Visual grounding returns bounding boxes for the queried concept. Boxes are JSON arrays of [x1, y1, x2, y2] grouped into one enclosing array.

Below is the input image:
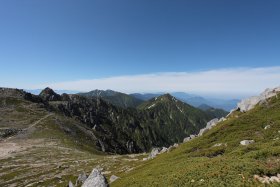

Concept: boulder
[[68, 181, 74, 187], [82, 168, 108, 187], [264, 125, 271, 130], [109, 175, 119, 183], [142, 157, 148, 161], [76, 171, 87, 186], [240, 140, 255, 146]]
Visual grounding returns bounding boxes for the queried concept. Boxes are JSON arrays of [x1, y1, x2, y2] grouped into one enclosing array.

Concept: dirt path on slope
[[0, 113, 54, 159], [26, 113, 53, 130]]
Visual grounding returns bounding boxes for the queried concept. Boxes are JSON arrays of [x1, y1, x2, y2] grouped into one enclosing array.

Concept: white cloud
[[32, 66, 280, 98]]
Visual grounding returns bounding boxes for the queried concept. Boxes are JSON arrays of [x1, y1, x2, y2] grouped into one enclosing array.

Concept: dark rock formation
[[39, 87, 62, 101]]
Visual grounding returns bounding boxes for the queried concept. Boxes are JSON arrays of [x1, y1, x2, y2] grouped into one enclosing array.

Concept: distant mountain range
[[1, 87, 228, 154], [131, 92, 239, 111], [27, 89, 239, 111], [170, 93, 240, 112], [78, 89, 143, 108]]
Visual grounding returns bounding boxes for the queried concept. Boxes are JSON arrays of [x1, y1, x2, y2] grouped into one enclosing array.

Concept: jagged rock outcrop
[[198, 118, 219, 136], [143, 144, 180, 161], [182, 117, 226, 144], [237, 87, 280, 112], [144, 147, 165, 160], [148, 148, 161, 159], [81, 168, 108, 187], [39, 87, 62, 101], [76, 171, 87, 186], [160, 147, 168, 154]]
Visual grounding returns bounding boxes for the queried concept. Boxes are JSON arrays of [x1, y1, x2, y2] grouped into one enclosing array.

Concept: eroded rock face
[[82, 168, 108, 187], [237, 87, 280, 112]]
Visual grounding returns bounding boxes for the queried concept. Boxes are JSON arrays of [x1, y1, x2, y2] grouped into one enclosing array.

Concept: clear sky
[[0, 0, 280, 97]]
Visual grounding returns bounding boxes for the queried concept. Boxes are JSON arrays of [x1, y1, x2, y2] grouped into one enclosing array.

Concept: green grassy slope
[[112, 93, 280, 187]]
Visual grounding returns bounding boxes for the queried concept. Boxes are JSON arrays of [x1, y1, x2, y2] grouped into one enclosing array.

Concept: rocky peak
[[81, 168, 108, 187], [156, 93, 175, 102], [39, 87, 61, 101]]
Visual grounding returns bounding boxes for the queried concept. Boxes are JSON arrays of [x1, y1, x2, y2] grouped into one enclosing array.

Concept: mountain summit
[[39, 87, 61, 101]]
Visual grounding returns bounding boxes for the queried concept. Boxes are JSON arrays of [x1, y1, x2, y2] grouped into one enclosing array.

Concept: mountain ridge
[[1, 87, 224, 154], [78, 89, 144, 109]]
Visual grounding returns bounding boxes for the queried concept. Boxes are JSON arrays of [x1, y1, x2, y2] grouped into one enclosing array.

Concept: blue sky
[[0, 0, 280, 97]]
